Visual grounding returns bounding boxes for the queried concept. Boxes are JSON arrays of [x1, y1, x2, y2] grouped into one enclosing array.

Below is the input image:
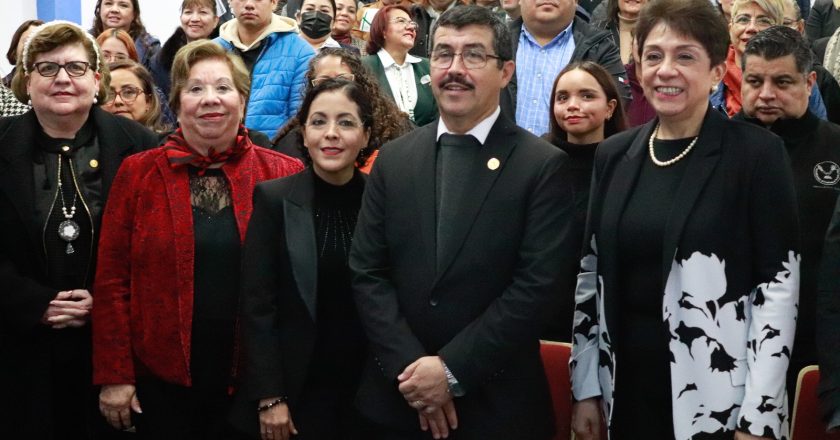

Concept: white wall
[[81, 0, 183, 47], [0, 0, 184, 78], [0, 2, 38, 78]]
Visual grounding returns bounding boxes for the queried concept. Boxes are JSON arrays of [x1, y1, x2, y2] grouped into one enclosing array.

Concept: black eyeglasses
[[32, 61, 92, 78], [430, 49, 502, 70], [104, 86, 146, 104]]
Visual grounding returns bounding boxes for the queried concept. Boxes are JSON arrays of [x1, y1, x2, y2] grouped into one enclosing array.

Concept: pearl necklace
[[648, 123, 699, 167]]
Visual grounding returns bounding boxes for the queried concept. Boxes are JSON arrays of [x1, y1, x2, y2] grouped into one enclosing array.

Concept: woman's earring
[[93, 95, 98, 104]]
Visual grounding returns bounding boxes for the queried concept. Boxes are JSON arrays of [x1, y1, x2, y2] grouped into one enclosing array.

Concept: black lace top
[[189, 167, 240, 391]]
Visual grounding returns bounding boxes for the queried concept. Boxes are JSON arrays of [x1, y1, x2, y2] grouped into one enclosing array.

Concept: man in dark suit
[[349, 5, 577, 439]]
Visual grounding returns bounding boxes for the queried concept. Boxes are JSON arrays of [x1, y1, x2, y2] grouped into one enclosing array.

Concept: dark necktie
[[436, 133, 480, 271]]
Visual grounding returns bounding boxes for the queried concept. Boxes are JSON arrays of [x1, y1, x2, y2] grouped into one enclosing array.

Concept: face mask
[[300, 11, 333, 39]]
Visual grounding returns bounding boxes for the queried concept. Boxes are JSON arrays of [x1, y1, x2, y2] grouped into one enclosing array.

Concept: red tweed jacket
[[92, 142, 303, 387]]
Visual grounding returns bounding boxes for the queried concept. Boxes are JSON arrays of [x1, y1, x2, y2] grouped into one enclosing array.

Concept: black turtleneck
[[543, 138, 598, 341], [307, 170, 368, 388]]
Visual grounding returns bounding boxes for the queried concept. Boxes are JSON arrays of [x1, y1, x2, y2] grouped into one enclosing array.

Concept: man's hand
[[418, 399, 458, 439], [398, 356, 451, 409]]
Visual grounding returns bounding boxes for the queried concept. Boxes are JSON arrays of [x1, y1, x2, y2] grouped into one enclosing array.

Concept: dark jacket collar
[[735, 109, 820, 142]]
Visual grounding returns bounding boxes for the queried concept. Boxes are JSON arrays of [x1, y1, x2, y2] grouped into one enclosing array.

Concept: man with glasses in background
[[350, 5, 577, 439]]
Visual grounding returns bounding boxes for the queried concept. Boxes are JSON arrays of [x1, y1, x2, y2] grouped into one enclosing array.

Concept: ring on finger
[[413, 400, 424, 408]]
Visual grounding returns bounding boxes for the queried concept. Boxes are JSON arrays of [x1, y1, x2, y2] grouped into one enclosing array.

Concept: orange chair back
[[791, 365, 840, 440], [541, 341, 573, 440]]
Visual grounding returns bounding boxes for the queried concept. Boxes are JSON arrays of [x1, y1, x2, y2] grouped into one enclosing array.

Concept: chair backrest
[[541, 340, 573, 440], [791, 365, 840, 440]]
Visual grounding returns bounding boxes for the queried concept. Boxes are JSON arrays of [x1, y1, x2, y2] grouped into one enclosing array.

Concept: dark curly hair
[[274, 48, 412, 163]]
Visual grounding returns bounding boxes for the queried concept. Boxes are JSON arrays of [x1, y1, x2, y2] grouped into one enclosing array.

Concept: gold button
[[61, 145, 70, 152], [89, 159, 99, 169], [487, 158, 500, 171]]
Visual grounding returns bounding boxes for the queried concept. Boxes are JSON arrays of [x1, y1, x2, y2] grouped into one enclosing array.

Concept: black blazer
[[349, 114, 578, 439], [0, 108, 159, 438], [807, 0, 840, 42], [231, 168, 366, 436], [570, 108, 801, 438]]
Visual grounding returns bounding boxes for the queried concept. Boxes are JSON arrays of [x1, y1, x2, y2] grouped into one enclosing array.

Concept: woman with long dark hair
[[541, 60, 627, 342]]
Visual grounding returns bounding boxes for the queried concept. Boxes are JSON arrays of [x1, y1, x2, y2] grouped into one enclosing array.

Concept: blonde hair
[[731, 0, 785, 24]]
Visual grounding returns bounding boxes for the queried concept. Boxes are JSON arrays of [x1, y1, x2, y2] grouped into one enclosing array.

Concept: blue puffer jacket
[[215, 31, 314, 140]]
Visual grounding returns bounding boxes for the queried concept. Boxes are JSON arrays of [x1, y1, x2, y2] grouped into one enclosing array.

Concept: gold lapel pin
[[89, 159, 99, 169], [487, 158, 500, 171]]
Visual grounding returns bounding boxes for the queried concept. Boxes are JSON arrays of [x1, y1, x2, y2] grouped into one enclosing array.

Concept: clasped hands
[[398, 356, 458, 439], [41, 289, 92, 329]]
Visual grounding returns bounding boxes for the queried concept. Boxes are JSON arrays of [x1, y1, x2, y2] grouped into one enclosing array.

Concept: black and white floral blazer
[[570, 108, 801, 440]]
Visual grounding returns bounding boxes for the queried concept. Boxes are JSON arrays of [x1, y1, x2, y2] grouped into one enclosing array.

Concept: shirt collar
[[436, 106, 501, 145], [378, 49, 423, 68], [521, 19, 574, 48], [319, 36, 342, 49]]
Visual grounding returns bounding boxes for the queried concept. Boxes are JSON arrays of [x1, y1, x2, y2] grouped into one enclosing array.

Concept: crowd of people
[[2, 0, 840, 439]]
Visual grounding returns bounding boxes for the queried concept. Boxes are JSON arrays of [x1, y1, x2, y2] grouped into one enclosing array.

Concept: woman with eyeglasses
[[710, 0, 826, 118], [0, 21, 158, 439], [96, 28, 138, 63], [91, 0, 160, 69], [92, 40, 303, 438], [362, 4, 438, 127], [102, 60, 169, 133], [231, 78, 375, 440], [273, 47, 412, 172]]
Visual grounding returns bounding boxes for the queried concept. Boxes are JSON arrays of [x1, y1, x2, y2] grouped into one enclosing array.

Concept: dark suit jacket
[[362, 54, 438, 127], [0, 108, 159, 438], [349, 114, 578, 439], [230, 168, 365, 436], [807, 0, 840, 42]]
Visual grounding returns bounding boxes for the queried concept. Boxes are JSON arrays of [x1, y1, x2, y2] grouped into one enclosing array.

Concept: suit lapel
[[0, 112, 40, 248], [412, 124, 439, 279], [434, 116, 517, 283], [372, 57, 395, 101], [660, 109, 724, 286], [283, 170, 319, 321]]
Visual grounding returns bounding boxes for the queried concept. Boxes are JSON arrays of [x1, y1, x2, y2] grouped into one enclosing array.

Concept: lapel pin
[[487, 158, 500, 170], [89, 159, 99, 169]]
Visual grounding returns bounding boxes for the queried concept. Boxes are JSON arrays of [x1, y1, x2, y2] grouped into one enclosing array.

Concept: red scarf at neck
[[163, 125, 252, 175], [722, 46, 743, 117], [332, 32, 353, 46]]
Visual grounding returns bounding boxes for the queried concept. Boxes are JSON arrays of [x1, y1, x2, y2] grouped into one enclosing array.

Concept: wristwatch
[[442, 361, 466, 397]]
